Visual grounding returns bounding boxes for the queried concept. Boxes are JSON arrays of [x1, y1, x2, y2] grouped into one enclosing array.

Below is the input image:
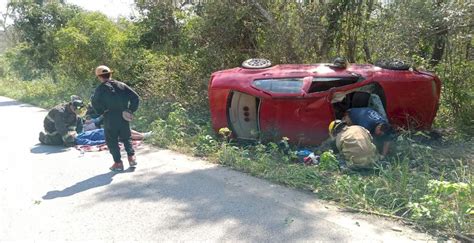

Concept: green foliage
[[53, 12, 125, 81], [408, 180, 472, 234], [148, 103, 200, 149], [135, 2, 180, 52], [0, 55, 5, 78], [367, 0, 436, 62], [7, 1, 80, 80], [190, 1, 262, 71], [435, 61, 474, 137], [125, 52, 208, 113], [0, 78, 76, 108], [194, 132, 219, 157], [319, 150, 339, 171], [3, 43, 39, 80]]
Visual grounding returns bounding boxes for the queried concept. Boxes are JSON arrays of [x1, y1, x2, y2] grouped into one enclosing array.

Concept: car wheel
[[375, 59, 410, 70], [242, 58, 272, 69]]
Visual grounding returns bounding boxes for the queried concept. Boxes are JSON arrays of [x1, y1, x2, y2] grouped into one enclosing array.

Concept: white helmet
[[95, 65, 113, 76]]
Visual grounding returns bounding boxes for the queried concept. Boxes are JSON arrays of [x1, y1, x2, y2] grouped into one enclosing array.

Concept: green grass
[[1, 78, 472, 239]]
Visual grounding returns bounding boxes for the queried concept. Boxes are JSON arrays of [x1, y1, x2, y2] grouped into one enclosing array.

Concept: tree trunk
[[429, 33, 446, 67], [429, 0, 447, 67], [251, 0, 275, 26], [362, 0, 374, 63], [347, 39, 356, 63], [363, 40, 371, 63], [465, 27, 472, 60], [319, 1, 349, 61]]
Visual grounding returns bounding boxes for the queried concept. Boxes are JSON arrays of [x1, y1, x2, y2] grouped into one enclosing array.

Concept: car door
[[256, 77, 318, 144], [297, 76, 361, 144]]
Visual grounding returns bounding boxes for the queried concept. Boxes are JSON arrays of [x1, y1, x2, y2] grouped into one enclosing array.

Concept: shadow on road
[[30, 143, 70, 154], [42, 170, 134, 200], [86, 167, 343, 242], [0, 100, 22, 107], [0, 99, 36, 108]]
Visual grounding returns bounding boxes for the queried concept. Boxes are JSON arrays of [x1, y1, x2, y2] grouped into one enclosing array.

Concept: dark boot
[[109, 162, 124, 172], [128, 155, 137, 167], [39, 132, 46, 144]]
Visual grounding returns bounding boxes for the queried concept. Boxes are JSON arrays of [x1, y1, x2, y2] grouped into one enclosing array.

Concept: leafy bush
[[3, 43, 41, 80], [319, 150, 339, 171], [0, 78, 77, 108], [148, 103, 200, 149], [53, 12, 126, 82], [408, 180, 472, 234], [435, 61, 474, 137]]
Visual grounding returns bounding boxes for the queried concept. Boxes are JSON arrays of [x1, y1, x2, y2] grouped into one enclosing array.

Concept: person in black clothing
[[39, 95, 84, 146], [92, 65, 140, 171]]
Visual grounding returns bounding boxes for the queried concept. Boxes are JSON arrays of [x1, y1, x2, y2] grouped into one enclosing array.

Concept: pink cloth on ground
[[75, 140, 142, 152]]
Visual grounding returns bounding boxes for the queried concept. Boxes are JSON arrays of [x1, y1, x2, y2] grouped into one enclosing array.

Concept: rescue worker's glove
[[63, 131, 77, 147]]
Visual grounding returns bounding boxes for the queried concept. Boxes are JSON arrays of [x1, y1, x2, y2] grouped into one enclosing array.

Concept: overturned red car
[[208, 58, 441, 145]]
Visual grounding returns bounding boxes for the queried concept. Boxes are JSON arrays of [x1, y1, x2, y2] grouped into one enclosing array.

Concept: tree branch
[[250, 0, 275, 25], [427, 24, 474, 37]]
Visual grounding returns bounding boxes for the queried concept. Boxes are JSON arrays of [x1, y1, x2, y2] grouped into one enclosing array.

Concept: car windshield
[[308, 77, 359, 93], [253, 78, 304, 94]]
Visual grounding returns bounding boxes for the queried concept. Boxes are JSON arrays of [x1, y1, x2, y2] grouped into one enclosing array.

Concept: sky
[[65, 0, 136, 19], [0, 0, 136, 22]]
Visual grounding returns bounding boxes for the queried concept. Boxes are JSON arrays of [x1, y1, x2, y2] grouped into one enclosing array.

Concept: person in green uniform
[[39, 95, 84, 147], [91, 65, 140, 172]]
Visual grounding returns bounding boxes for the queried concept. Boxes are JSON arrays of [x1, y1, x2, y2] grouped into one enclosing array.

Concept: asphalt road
[[0, 96, 434, 242]]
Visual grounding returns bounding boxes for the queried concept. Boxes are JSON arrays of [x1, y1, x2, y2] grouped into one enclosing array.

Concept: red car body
[[208, 62, 441, 145]]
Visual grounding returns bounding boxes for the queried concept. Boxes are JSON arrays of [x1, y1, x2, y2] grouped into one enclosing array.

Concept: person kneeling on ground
[[39, 95, 84, 147], [329, 120, 379, 170]]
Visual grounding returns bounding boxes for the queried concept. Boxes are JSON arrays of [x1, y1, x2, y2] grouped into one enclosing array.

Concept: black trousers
[[104, 121, 134, 163], [39, 131, 63, 145]]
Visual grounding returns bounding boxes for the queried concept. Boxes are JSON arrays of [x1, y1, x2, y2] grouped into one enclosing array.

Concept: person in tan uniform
[[328, 120, 379, 169]]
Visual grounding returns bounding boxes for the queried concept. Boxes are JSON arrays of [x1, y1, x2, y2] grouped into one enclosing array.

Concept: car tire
[[375, 59, 410, 70], [242, 58, 272, 69]]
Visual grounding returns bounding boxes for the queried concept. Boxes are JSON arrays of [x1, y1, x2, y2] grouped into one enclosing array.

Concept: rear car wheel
[[242, 58, 272, 69], [375, 59, 410, 70]]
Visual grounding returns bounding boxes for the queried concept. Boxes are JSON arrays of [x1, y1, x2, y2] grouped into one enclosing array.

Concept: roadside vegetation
[[0, 1, 472, 240]]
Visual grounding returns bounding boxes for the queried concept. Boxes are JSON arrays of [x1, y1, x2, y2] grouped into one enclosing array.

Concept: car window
[[252, 78, 304, 94], [308, 77, 359, 93]]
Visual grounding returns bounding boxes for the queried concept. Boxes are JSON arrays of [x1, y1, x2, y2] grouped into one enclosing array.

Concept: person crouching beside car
[[343, 107, 395, 157], [39, 95, 84, 147], [329, 120, 379, 170]]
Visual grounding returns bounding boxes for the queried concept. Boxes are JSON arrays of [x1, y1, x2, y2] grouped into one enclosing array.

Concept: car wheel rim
[[242, 58, 272, 69]]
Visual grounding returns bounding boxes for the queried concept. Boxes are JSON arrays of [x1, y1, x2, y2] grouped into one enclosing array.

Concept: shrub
[[435, 61, 474, 137], [408, 180, 473, 234], [148, 103, 199, 149]]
